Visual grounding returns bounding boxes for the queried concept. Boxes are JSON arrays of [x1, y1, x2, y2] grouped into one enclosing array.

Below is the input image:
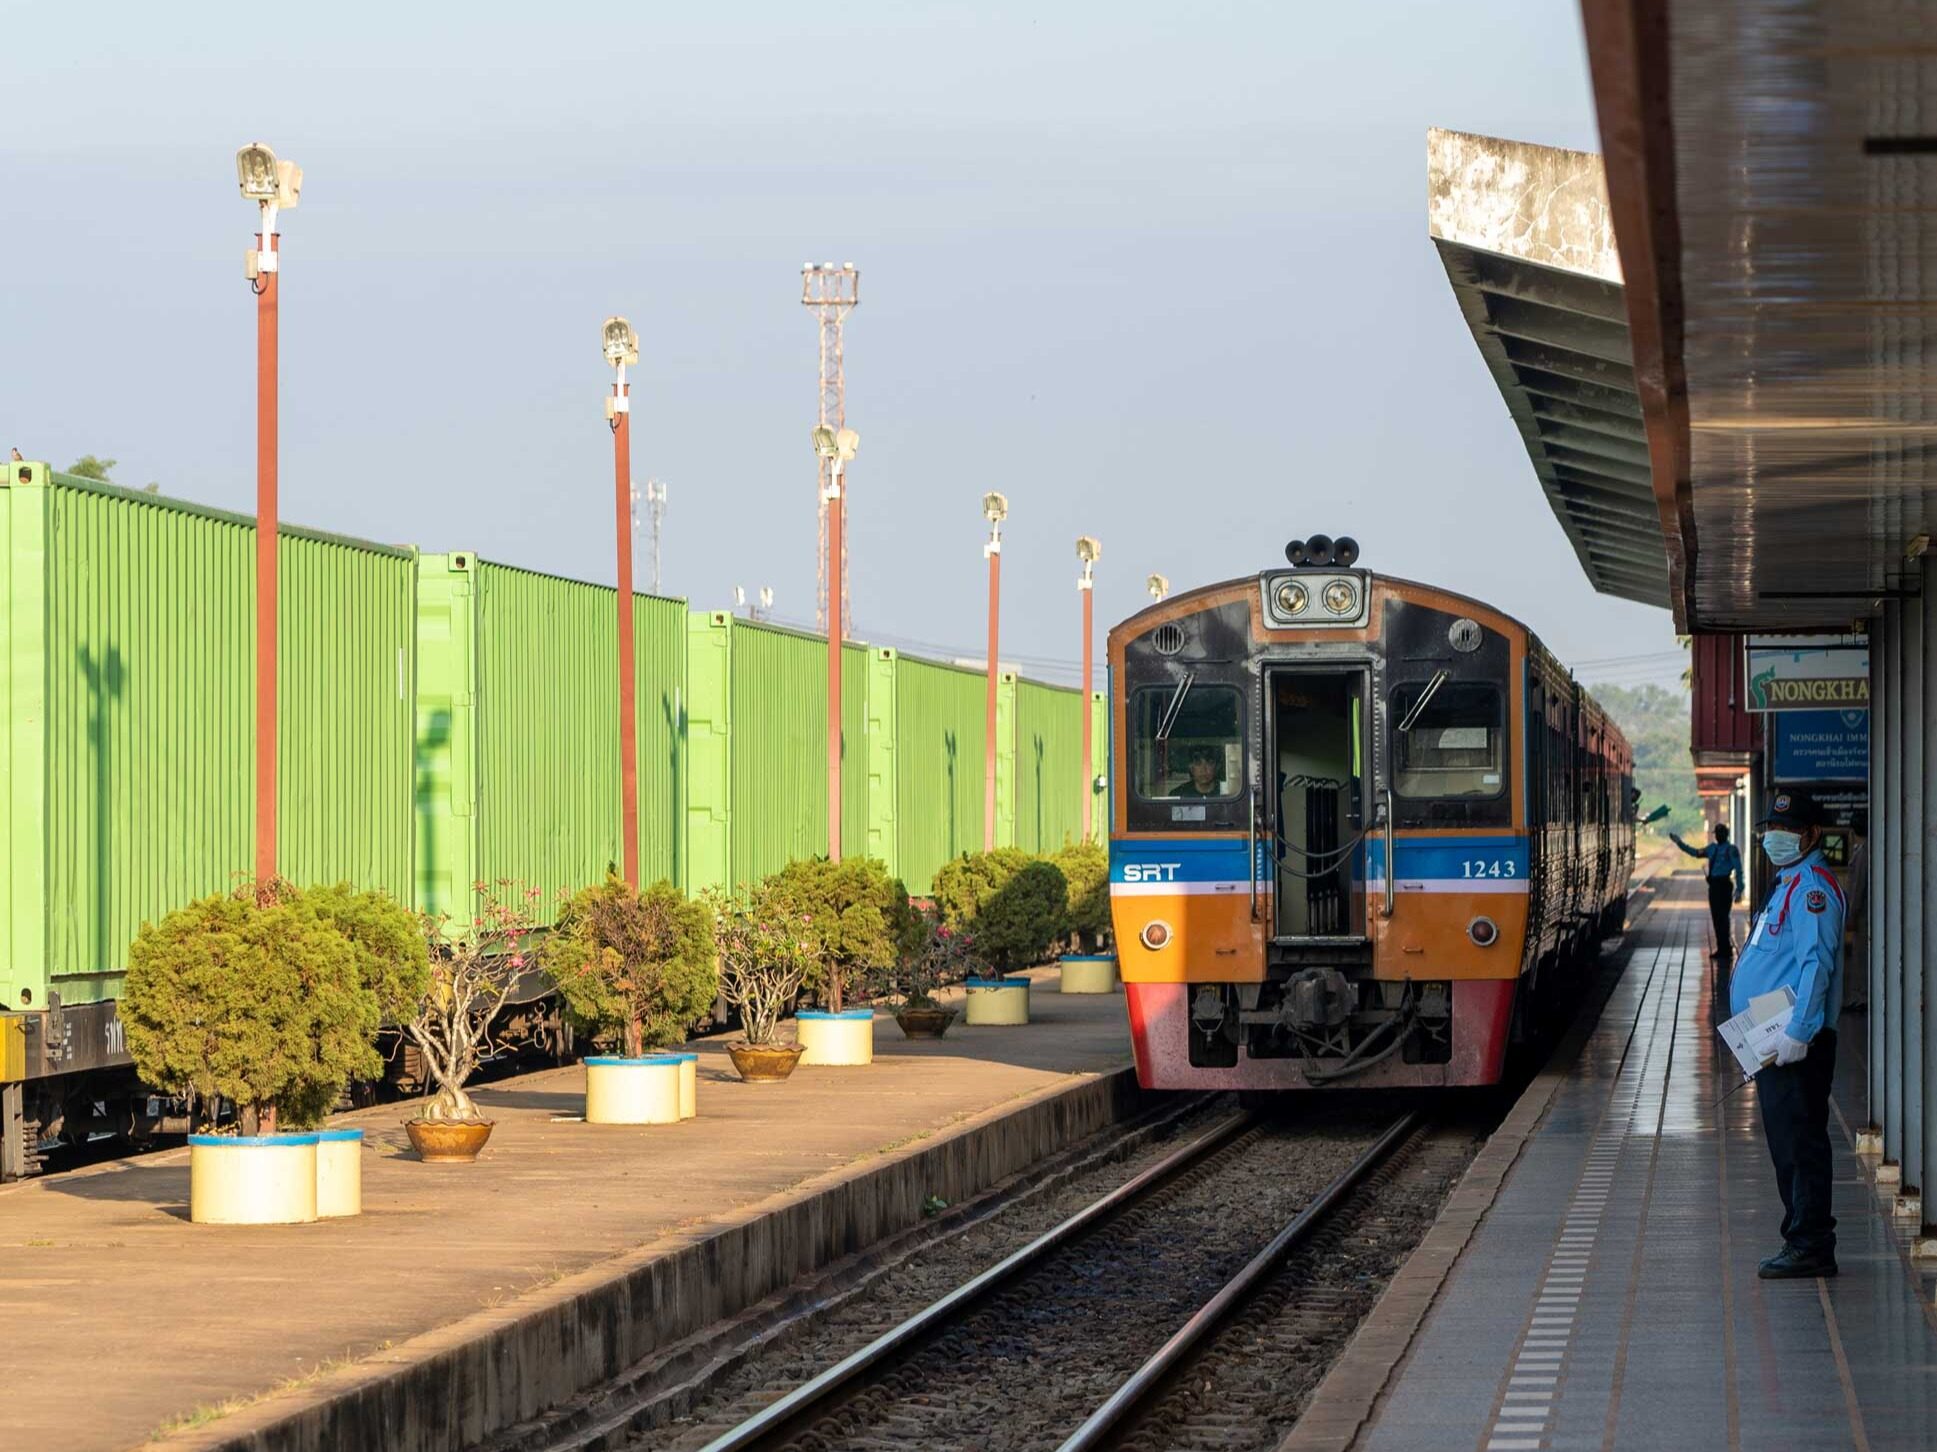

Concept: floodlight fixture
[[835, 427, 860, 461], [602, 316, 639, 368], [236, 143, 301, 210], [1147, 573, 1170, 601], [811, 425, 839, 458], [983, 491, 1009, 524], [1076, 535, 1101, 565]]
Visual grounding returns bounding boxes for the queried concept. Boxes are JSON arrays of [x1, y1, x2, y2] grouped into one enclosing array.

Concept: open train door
[[1265, 666, 1371, 945]]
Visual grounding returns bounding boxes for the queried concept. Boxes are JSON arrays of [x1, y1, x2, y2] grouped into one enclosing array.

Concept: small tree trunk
[[240, 1102, 262, 1137], [829, 966, 843, 1014], [626, 1016, 643, 1059]]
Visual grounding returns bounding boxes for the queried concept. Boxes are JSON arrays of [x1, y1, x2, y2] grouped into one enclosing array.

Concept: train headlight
[[1275, 581, 1308, 615], [1468, 916, 1499, 947], [1141, 920, 1173, 950], [1323, 579, 1358, 616]]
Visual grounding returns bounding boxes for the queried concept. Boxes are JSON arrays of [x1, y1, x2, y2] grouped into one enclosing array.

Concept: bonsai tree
[[766, 856, 921, 1012], [406, 883, 542, 1122], [932, 850, 1069, 975], [546, 875, 717, 1057], [122, 883, 381, 1134], [706, 881, 815, 1047], [1051, 841, 1112, 953], [880, 905, 976, 1009]]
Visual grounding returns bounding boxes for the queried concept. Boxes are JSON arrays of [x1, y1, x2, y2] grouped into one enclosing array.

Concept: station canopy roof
[[1427, 129, 1670, 611], [1440, 2, 1937, 633]]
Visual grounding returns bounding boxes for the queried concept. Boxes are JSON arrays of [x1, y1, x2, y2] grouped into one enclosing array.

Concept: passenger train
[[1107, 538, 1636, 1091]]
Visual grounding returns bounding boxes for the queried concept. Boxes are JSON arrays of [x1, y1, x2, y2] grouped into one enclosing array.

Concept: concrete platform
[[1287, 866, 1937, 1452], [0, 966, 1133, 1452]]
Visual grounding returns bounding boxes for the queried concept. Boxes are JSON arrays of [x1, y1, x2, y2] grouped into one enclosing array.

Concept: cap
[[1759, 789, 1824, 830]]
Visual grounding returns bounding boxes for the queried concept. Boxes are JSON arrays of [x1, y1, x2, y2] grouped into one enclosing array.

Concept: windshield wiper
[[1154, 671, 1196, 742], [1397, 669, 1449, 734]]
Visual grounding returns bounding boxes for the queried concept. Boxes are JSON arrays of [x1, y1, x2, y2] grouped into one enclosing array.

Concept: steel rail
[[1054, 1109, 1422, 1452], [693, 1109, 1257, 1452]]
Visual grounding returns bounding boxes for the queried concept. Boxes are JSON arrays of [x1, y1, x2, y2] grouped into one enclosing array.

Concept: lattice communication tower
[[802, 263, 860, 632]]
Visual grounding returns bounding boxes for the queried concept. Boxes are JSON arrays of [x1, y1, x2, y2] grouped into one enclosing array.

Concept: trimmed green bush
[[304, 881, 430, 1022], [766, 856, 921, 1012], [123, 884, 391, 1133], [933, 849, 1069, 975], [931, 847, 1031, 933], [546, 876, 718, 1057], [1051, 841, 1112, 953]]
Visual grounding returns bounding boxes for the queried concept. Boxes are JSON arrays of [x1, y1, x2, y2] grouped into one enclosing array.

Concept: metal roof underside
[[1663, 1, 1933, 630], [1427, 129, 1671, 610]]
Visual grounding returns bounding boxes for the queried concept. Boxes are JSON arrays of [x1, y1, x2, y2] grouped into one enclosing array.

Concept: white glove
[[1772, 1033, 1810, 1066]]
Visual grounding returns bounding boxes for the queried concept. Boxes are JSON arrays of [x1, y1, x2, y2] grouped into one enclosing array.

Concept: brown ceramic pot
[[895, 1005, 958, 1040], [728, 1041, 806, 1083], [405, 1117, 495, 1163]]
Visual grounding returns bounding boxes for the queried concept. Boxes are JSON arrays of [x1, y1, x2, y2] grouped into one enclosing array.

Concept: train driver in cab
[[1174, 743, 1226, 798]]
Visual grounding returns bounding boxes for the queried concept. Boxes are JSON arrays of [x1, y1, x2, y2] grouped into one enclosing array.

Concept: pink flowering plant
[[406, 882, 543, 1122], [879, 906, 976, 1010]]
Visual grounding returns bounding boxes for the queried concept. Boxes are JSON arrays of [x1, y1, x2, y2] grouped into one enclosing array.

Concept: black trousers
[[1706, 878, 1734, 955], [1755, 1029, 1838, 1258]]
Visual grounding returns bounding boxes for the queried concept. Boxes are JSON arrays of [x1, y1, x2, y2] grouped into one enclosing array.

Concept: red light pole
[[1077, 536, 1101, 841], [813, 427, 859, 863], [603, 318, 642, 889], [983, 492, 1009, 851], [237, 143, 301, 887]]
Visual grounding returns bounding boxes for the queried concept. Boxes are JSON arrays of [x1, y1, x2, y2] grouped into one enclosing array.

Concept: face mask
[[1762, 830, 1803, 866]]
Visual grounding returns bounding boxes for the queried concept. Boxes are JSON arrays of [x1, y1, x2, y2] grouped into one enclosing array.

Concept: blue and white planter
[[1058, 953, 1119, 995], [671, 1050, 699, 1119], [795, 1008, 875, 1066], [314, 1128, 364, 1218], [188, 1133, 320, 1225], [964, 977, 1031, 1025], [584, 1054, 683, 1125]]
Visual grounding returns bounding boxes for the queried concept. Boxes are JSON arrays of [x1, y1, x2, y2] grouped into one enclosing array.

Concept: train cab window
[[1132, 682, 1244, 813], [1391, 678, 1504, 800]]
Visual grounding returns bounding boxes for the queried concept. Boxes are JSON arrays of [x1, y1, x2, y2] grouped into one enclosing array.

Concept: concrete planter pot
[[964, 977, 1031, 1026], [1058, 954, 1119, 995], [728, 1041, 806, 1082], [404, 1118, 495, 1163], [315, 1128, 364, 1215], [188, 1133, 320, 1225], [894, 1004, 959, 1039], [671, 1051, 699, 1119], [795, 1008, 876, 1066], [584, 1055, 683, 1125]]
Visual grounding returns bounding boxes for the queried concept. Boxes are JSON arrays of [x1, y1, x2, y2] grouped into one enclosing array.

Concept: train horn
[[1304, 534, 1334, 566], [1332, 536, 1360, 567], [1285, 539, 1311, 566]]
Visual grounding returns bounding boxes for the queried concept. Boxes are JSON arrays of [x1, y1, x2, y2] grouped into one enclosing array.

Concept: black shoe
[[1758, 1246, 1838, 1279]]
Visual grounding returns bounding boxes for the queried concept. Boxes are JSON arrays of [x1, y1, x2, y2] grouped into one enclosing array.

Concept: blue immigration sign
[[1771, 709, 1869, 784]]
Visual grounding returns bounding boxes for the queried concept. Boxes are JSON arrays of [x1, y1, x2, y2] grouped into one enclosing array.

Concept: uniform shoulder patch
[[1806, 888, 1828, 914]]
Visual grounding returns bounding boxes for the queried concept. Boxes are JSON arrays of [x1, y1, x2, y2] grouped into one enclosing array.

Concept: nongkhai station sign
[[1744, 635, 1869, 712]]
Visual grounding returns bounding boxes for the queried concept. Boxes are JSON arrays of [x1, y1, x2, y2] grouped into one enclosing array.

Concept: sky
[[1, 1, 1686, 691]]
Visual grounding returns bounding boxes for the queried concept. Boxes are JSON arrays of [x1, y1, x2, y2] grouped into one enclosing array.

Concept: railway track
[[610, 1104, 1472, 1452]]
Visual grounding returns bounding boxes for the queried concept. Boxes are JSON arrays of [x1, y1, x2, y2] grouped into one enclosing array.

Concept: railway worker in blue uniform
[[1669, 821, 1744, 960], [1731, 789, 1845, 1279]]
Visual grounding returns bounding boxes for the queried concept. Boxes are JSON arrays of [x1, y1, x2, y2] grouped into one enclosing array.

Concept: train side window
[[1391, 680, 1504, 800], [1131, 683, 1244, 805]]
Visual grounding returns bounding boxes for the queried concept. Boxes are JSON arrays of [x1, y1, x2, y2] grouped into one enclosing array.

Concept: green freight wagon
[[1, 463, 416, 1177], [414, 554, 687, 925]]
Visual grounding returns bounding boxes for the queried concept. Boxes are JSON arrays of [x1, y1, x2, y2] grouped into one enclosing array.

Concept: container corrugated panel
[[893, 656, 987, 892], [1013, 679, 1086, 854], [33, 473, 414, 992], [633, 592, 687, 887], [726, 620, 868, 889]]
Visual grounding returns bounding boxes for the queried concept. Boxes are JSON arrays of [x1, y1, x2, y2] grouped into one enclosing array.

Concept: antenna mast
[[801, 262, 860, 633]]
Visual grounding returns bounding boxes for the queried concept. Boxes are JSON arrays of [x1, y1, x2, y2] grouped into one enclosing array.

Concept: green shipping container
[[1, 465, 415, 1010], [1013, 678, 1088, 855], [892, 655, 987, 893], [414, 554, 685, 926]]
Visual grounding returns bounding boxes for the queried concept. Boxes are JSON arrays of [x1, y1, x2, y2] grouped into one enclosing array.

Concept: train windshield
[[1131, 683, 1243, 807], [1391, 680, 1504, 799]]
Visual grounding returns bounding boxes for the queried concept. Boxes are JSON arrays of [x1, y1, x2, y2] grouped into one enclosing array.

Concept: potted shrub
[[122, 882, 393, 1225], [546, 875, 717, 1124], [1052, 841, 1118, 994], [303, 882, 430, 1209], [399, 884, 540, 1163], [767, 856, 921, 1066], [707, 881, 816, 1082], [935, 850, 1067, 1024], [883, 907, 973, 1039]]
